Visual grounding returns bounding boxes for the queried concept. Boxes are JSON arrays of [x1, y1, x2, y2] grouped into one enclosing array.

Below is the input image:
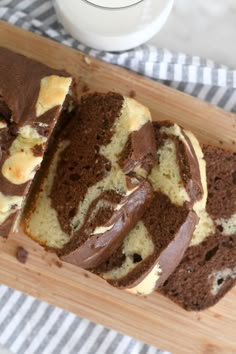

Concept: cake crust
[[23, 92, 156, 269], [0, 47, 72, 237], [160, 146, 236, 310], [94, 121, 205, 294]]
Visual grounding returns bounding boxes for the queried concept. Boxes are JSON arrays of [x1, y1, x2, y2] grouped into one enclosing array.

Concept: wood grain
[[0, 21, 236, 354]]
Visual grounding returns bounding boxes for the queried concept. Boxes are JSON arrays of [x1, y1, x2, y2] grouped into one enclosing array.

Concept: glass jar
[[53, 0, 174, 51]]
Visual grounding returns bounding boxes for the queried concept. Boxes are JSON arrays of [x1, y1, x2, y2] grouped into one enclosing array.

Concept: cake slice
[[160, 146, 236, 310], [93, 121, 206, 295], [0, 47, 72, 238], [22, 92, 156, 269]]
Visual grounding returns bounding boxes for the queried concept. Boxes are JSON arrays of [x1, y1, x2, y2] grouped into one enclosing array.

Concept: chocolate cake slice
[[160, 146, 236, 310], [93, 121, 206, 295], [22, 92, 156, 269], [0, 47, 72, 238]]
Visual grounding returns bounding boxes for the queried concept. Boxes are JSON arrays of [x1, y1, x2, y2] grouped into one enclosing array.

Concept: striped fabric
[[0, 1, 236, 354], [0, 285, 167, 354]]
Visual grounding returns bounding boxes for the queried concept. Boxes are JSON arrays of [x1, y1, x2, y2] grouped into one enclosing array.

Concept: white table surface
[[149, 0, 236, 69]]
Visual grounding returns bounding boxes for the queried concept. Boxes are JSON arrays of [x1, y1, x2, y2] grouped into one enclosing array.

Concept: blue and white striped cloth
[[0, 1, 236, 354]]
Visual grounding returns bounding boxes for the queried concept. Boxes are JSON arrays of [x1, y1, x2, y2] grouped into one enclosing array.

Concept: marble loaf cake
[[2, 48, 235, 308], [160, 146, 236, 310], [22, 92, 156, 269], [93, 121, 206, 295], [0, 47, 72, 238]]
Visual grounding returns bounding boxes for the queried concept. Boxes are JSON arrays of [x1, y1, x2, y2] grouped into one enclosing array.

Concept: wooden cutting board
[[0, 21, 236, 354]]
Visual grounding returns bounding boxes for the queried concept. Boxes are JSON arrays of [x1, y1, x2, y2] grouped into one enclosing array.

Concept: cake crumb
[[82, 83, 90, 93], [16, 246, 28, 264], [84, 56, 91, 65], [129, 90, 136, 98], [84, 273, 90, 278], [214, 313, 223, 319], [55, 260, 63, 268]]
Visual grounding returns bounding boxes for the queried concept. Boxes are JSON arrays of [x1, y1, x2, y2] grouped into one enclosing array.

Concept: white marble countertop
[[149, 0, 236, 69]]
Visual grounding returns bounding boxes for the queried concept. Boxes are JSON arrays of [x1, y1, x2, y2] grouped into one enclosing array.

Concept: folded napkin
[[0, 1, 235, 354]]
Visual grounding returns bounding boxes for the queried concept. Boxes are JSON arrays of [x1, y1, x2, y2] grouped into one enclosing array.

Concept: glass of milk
[[53, 0, 174, 51]]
